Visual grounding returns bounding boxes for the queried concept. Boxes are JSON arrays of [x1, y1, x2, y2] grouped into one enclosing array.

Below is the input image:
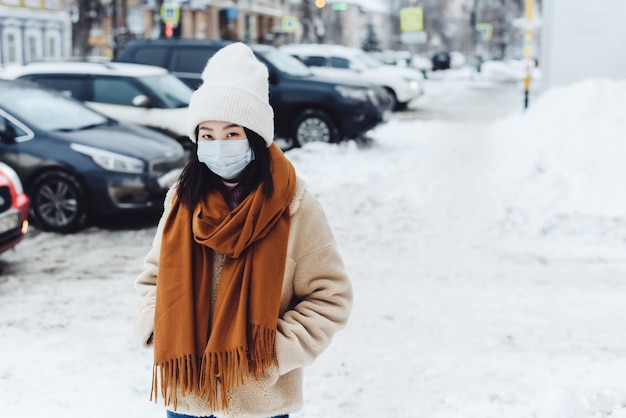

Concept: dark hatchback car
[[0, 79, 186, 233], [0, 161, 29, 254], [115, 39, 386, 148]]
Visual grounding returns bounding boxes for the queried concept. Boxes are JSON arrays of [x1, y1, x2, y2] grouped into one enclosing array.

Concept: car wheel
[[29, 170, 88, 233], [384, 88, 400, 111], [292, 110, 339, 147], [395, 101, 409, 111]]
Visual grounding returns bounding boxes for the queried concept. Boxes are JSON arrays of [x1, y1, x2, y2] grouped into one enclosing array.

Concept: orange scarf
[[153, 143, 296, 410]]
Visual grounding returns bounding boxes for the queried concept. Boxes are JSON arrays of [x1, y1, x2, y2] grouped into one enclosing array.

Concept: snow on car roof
[[281, 43, 362, 58], [0, 60, 169, 79]]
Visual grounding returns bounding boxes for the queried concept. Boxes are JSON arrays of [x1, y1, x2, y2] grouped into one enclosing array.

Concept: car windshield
[[138, 74, 193, 108], [259, 49, 311, 76], [0, 87, 108, 131]]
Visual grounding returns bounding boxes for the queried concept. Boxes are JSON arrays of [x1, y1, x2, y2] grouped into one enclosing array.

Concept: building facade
[[120, 0, 390, 50], [134, 0, 288, 44], [0, 0, 72, 65], [312, 0, 391, 49], [0, 0, 392, 63]]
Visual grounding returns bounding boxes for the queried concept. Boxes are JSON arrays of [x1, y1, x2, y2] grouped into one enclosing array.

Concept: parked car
[[449, 51, 467, 68], [0, 161, 29, 255], [431, 52, 452, 71], [280, 43, 425, 111], [0, 79, 186, 233], [410, 54, 434, 76], [0, 60, 193, 148], [115, 38, 387, 148], [372, 49, 412, 66]]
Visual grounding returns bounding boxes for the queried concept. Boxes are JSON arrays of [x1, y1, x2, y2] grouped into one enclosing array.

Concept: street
[[2, 72, 626, 418], [398, 71, 532, 122]]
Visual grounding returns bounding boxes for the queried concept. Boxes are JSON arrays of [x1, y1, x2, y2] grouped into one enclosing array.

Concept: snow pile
[[480, 60, 528, 83], [491, 78, 626, 242]]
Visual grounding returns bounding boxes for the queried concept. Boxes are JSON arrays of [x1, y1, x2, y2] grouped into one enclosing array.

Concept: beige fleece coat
[[133, 178, 352, 418]]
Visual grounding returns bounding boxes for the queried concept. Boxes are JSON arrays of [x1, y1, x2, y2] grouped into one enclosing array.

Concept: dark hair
[[177, 127, 274, 209]]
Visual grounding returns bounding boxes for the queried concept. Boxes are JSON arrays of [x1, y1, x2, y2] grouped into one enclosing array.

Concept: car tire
[[384, 88, 400, 111], [29, 170, 88, 233], [292, 109, 339, 147]]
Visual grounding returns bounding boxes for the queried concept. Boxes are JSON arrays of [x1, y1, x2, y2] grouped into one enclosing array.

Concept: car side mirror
[[132, 94, 151, 107]]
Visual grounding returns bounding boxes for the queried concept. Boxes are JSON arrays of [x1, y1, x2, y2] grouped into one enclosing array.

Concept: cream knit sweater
[[133, 178, 353, 418]]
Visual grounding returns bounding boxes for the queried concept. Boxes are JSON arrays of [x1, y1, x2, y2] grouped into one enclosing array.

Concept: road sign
[[400, 7, 423, 32], [282, 16, 298, 33], [160, 2, 180, 25], [476, 23, 493, 41]]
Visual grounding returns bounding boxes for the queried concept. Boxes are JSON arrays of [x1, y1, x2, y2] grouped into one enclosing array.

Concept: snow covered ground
[[1, 66, 626, 418]]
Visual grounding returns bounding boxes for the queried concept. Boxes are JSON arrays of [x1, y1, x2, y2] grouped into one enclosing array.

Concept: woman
[[133, 42, 353, 418]]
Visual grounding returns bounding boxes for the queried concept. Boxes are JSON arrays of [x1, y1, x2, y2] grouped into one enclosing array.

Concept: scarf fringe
[[249, 324, 278, 375], [151, 325, 277, 411], [151, 354, 197, 410]]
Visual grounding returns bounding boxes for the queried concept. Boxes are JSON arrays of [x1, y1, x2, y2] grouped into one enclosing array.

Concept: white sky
[[1, 64, 626, 417]]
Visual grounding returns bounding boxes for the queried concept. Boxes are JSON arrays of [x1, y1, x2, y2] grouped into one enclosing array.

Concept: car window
[[126, 46, 169, 68], [257, 49, 310, 77], [138, 74, 192, 108], [0, 88, 108, 131], [0, 113, 28, 139], [329, 57, 350, 69], [93, 77, 144, 105], [25, 75, 90, 101], [171, 47, 217, 73], [357, 53, 383, 69], [301, 56, 327, 67]]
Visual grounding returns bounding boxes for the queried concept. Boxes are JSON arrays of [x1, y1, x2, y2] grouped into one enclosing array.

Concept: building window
[[45, 31, 62, 58], [26, 34, 37, 63], [2, 28, 22, 65], [24, 27, 43, 63]]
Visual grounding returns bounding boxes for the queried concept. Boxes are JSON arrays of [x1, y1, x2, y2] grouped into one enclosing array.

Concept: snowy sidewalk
[[1, 74, 626, 418]]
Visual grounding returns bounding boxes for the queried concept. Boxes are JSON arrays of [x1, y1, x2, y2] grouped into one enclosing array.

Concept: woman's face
[[197, 120, 246, 142]]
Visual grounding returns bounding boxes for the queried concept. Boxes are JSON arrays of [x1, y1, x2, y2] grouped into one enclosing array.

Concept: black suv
[[116, 39, 386, 148]]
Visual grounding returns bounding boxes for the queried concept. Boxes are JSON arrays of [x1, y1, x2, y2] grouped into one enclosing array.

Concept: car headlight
[[335, 85, 369, 102], [0, 161, 24, 194], [403, 78, 420, 90], [71, 143, 145, 174]]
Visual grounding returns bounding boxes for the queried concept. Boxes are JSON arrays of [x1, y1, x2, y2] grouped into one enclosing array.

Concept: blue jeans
[[166, 411, 288, 418]]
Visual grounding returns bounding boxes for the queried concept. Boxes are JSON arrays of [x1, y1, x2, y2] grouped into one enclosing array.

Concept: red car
[[0, 162, 29, 255]]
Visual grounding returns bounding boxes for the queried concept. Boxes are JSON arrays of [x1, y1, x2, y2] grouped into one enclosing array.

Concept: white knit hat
[[187, 42, 274, 147]]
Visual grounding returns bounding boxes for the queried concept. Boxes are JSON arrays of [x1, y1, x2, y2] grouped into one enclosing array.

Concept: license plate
[[0, 211, 18, 234]]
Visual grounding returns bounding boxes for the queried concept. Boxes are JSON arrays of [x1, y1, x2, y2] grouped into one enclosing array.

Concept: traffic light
[[315, 0, 325, 8]]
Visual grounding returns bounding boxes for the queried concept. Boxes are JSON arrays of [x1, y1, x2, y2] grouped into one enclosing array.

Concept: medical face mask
[[197, 139, 255, 181]]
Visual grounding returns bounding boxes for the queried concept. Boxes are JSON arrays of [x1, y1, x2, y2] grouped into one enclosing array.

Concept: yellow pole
[[523, 0, 534, 108]]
